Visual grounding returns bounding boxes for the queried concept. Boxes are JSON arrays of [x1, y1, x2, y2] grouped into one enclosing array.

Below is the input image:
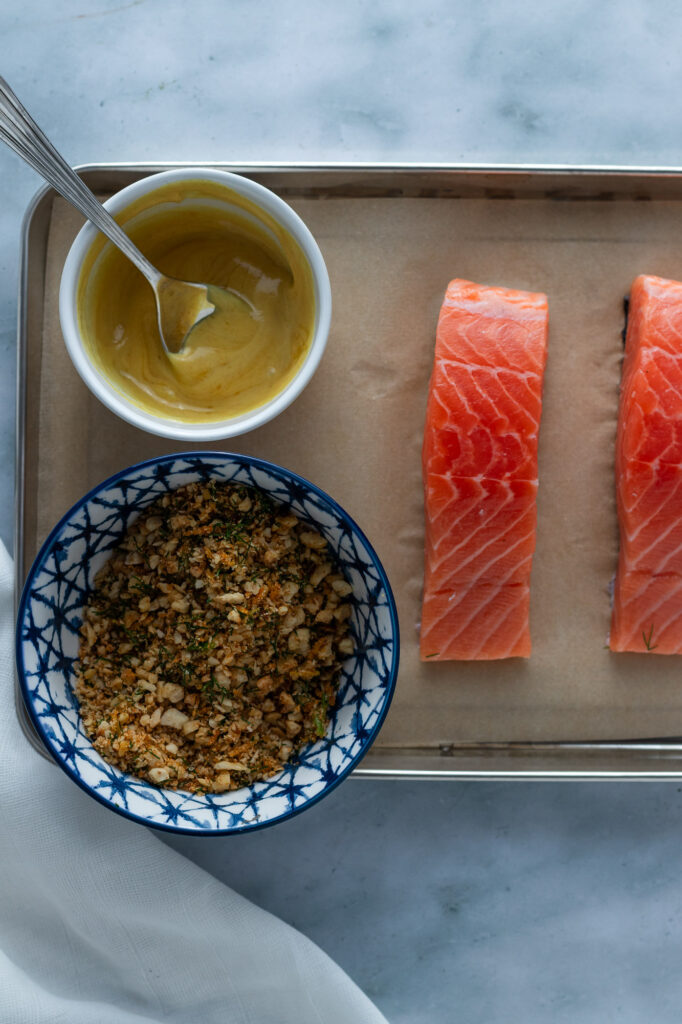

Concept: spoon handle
[[0, 76, 161, 287]]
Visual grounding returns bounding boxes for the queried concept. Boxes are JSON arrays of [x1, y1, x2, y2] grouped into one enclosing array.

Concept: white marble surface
[[5, 1, 682, 1020]]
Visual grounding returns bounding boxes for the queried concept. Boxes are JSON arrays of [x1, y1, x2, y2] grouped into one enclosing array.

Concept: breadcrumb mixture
[[74, 481, 353, 793]]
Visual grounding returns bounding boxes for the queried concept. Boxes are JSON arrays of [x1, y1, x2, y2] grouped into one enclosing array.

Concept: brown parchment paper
[[27, 191, 682, 745]]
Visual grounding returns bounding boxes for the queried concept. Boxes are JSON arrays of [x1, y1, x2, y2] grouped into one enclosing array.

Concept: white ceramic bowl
[[59, 168, 332, 441]]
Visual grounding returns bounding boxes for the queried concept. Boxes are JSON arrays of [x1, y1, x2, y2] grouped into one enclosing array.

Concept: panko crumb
[[74, 481, 354, 793]]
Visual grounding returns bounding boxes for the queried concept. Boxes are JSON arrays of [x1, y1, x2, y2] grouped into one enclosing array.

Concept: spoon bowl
[[156, 278, 215, 354]]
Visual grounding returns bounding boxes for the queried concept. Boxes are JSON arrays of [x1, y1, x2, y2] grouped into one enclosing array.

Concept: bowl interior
[[17, 454, 398, 834]]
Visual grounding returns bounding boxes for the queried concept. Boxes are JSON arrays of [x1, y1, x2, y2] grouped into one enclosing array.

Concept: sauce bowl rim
[[58, 167, 332, 440]]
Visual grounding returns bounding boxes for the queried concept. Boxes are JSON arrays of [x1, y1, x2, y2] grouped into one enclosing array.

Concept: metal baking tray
[[15, 161, 682, 779]]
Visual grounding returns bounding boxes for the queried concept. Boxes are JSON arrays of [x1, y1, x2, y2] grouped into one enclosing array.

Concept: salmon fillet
[[420, 279, 549, 660], [611, 274, 682, 653]]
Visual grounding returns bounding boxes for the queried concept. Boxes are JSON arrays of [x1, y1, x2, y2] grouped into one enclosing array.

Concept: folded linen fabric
[[0, 543, 387, 1024]]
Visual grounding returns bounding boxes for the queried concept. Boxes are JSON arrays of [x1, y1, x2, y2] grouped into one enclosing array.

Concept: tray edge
[[16, 161, 682, 777]]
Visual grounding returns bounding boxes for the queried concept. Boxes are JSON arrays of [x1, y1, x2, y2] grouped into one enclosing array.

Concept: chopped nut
[[194, 731, 213, 747], [160, 708, 189, 730], [300, 531, 328, 550], [281, 581, 299, 602], [288, 627, 310, 654], [149, 767, 170, 784], [281, 607, 305, 634], [158, 682, 184, 703], [279, 692, 296, 712], [213, 772, 232, 791], [312, 636, 334, 661], [310, 563, 332, 586]]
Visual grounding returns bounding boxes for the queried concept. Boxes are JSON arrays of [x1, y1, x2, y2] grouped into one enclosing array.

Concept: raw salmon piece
[[611, 275, 682, 653], [421, 279, 549, 661]]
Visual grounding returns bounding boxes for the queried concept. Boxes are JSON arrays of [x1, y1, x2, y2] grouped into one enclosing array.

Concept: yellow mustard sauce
[[77, 180, 316, 422]]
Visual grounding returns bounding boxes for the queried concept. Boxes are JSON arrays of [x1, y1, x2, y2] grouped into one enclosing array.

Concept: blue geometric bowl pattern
[[16, 453, 400, 835]]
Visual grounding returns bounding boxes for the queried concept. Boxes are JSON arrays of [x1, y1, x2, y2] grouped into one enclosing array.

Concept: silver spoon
[[0, 76, 236, 355]]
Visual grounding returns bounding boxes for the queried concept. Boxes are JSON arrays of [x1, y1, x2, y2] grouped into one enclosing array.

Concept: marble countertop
[[4, 1, 682, 1021]]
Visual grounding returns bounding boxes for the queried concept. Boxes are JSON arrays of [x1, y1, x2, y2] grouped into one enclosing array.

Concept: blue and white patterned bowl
[[16, 453, 399, 835]]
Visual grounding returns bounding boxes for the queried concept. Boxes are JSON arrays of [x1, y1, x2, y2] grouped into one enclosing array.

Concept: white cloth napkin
[[0, 544, 388, 1024]]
